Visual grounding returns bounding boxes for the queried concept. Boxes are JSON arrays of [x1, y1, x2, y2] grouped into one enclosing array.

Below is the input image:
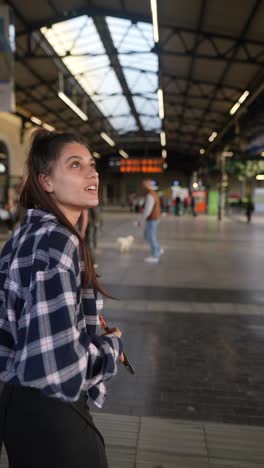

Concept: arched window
[[0, 141, 9, 206]]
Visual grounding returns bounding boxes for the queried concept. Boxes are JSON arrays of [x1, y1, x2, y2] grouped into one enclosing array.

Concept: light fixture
[[31, 116, 42, 125], [158, 88, 164, 120], [58, 91, 88, 121], [42, 123, 55, 131], [0, 162, 6, 174], [200, 148, 205, 155], [193, 182, 198, 189], [229, 90, 249, 115], [100, 132, 115, 147], [160, 131, 166, 147], [229, 102, 240, 116], [208, 131, 217, 142], [238, 90, 249, 104], [163, 162, 168, 169], [92, 152, 101, 159], [119, 149, 129, 159], [256, 175, 264, 180], [261, 152, 264, 157], [150, 0, 159, 43], [162, 149, 167, 159]]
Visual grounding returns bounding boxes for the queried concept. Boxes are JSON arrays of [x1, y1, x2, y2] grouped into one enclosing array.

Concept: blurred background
[[0, 1, 264, 467]]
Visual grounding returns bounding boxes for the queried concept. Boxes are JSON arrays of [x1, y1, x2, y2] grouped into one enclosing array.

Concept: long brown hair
[[20, 129, 106, 295]]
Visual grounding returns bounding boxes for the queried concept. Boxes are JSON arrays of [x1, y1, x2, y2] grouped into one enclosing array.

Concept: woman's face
[[40, 142, 99, 222]]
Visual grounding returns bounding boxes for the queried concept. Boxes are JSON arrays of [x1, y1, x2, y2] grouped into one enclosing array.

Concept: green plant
[[225, 160, 264, 181]]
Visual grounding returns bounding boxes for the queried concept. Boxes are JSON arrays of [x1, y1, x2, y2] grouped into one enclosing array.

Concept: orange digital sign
[[120, 159, 163, 173]]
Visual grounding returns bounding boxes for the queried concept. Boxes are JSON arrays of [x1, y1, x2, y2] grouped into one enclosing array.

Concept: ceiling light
[[256, 175, 264, 180], [100, 132, 115, 147], [229, 102, 240, 115], [158, 88, 164, 120], [0, 162, 6, 174], [238, 90, 249, 104], [30, 116, 42, 125], [42, 123, 55, 131], [150, 0, 159, 43], [229, 90, 250, 116], [58, 91, 88, 121], [160, 131, 166, 147], [200, 148, 205, 155], [162, 149, 167, 159], [119, 149, 129, 159], [208, 131, 217, 142], [92, 152, 101, 159], [193, 182, 198, 189]]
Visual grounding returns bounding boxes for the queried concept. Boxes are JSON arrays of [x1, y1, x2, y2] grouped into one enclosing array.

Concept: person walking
[[190, 192, 197, 216], [142, 179, 164, 263], [246, 196, 254, 223], [0, 129, 124, 468]]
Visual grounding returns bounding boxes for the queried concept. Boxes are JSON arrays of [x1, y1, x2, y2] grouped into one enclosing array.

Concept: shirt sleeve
[[143, 194, 155, 219], [14, 231, 123, 402]]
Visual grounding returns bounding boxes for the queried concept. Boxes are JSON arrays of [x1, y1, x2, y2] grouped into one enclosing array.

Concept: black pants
[[0, 384, 108, 468]]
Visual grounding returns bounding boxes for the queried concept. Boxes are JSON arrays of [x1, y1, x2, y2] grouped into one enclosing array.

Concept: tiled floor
[[1, 212, 264, 467], [94, 413, 264, 468]]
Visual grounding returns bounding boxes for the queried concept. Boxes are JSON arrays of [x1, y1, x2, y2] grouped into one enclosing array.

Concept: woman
[[0, 130, 123, 467]]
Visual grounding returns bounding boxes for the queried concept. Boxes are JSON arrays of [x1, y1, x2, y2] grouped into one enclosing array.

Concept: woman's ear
[[38, 173, 53, 193]]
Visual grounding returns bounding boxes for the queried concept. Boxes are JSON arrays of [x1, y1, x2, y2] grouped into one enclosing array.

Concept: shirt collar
[[23, 209, 59, 225]]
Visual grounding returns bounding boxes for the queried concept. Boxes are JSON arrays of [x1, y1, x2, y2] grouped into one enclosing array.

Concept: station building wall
[[0, 112, 34, 207], [0, 112, 27, 177]]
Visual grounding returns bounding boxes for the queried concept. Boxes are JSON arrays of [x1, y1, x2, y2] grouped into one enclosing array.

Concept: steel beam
[[15, 48, 264, 66], [93, 16, 144, 133], [192, 0, 263, 149], [14, 3, 264, 53], [177, 0, 207, 136]]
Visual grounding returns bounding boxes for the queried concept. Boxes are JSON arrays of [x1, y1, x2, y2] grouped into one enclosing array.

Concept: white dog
[[116, 235, 134, 253]]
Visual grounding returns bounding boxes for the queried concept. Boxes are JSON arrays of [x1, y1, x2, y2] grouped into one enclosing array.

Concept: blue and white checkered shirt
[[0, 209, 123, 408]]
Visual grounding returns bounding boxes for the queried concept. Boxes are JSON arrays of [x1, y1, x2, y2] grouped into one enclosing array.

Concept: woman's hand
[[103, 327, 124, 363], [120, 353, 125, 363], [100, 316, 124, 363], [102, 327, 122, 338]]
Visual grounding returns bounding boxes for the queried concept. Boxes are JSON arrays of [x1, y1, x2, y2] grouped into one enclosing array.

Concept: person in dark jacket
[[246, 196, 254, 223]]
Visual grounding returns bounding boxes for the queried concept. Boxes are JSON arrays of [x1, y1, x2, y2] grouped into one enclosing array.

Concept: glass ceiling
[[41, 15, 160, 134]]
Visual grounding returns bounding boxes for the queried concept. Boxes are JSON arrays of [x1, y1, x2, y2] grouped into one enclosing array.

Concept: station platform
[[1, 211, 264, 467]]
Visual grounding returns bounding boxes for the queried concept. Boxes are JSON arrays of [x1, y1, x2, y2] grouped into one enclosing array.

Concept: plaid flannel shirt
[[0, 209, 123, 408]]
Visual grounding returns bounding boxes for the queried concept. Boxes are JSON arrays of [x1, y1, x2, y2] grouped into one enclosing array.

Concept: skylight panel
[[133, 96, 158, 115], [119, 53, 158, 73], [41, 16, 138, 133], [106, 16, 161, 132], [94, 95, 131, 119], [107, 18, 154, 52], [42, 15, 161, 135], [140, 116, 161, 131], [123, 69, 157, 94], [109, 115, 139, 134]]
